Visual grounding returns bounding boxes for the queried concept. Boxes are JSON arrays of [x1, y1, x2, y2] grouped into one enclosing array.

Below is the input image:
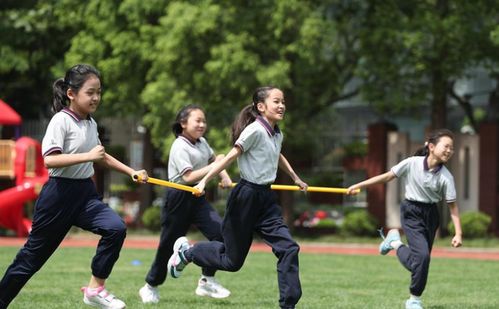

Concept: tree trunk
[[431, 78, 447, 130], [430, 0, 449, 130]]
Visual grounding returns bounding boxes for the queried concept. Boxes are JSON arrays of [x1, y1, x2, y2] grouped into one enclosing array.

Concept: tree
[[0, 0, 77, 118], [141, 0, 365, 164], [357, 0, 499, 131]]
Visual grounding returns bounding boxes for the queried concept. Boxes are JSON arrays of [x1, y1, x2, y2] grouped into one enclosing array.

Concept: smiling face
[[67, 74, 101, 118], [181, 108, 207, 141], [429, 135, 454, 163], [256, 88, 285, 126]]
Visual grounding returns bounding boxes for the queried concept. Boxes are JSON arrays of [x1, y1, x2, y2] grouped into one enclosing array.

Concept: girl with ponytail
[[0, 64, 148, 309], [166, 86, 308, 309], [347, 128, 462, 309], [139, 104, 232, 303]]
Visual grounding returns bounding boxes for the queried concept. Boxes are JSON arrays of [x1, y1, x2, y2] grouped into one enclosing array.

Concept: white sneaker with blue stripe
[[379, 228, 401, 255]]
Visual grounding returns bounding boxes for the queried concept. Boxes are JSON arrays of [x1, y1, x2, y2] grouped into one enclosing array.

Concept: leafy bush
[[314, 217, 338, 229], [340, 210, 378, 237], [141, 206, 162, 232], [447, 211, 491, 238], [343, 140, 368, 157]]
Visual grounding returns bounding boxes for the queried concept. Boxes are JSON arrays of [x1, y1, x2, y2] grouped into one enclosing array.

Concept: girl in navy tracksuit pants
[[0, 64, 148, 309], [167, 86, 308, 309], [347, 129, 463, 309], [139, 104, 231, 303]]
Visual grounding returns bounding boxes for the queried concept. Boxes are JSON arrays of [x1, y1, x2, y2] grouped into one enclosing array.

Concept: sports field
[[1, 236, 498, 309]]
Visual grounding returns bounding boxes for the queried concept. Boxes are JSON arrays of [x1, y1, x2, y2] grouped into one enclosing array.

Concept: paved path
[[2, 235, 499, 261]]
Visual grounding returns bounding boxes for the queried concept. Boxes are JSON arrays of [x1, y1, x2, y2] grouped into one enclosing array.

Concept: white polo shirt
[[168, 136, 214, 184], [391, 156, 456, 204], [42, 108, 100, 179], [235, 116, 283, 185]]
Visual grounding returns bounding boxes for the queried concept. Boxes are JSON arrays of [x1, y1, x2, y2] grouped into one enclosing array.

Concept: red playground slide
[[0, 137, 48, 236], [0, 181, 42, 237]]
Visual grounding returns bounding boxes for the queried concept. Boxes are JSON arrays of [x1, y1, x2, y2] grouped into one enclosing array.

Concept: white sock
[[410, 294, 421, 301], [390, 240, 403, 250]]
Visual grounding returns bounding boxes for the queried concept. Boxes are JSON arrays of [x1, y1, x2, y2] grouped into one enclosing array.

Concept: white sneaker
[[139, 283, 159, 304], [195, 276, 231, 299], [167, 236, 191, 278], [82, 286, 126, 309], [406, 298, 424, 309]]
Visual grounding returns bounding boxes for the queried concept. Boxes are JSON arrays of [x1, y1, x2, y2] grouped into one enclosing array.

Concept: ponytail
[[413, 128, 454, 156], [52, 78, 69, 113], [51, 64, 101, 113], [231, 105, 259, 144]]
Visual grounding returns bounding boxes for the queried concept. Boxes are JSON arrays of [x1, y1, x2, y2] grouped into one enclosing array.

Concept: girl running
[[139, 104, 231, 303], [167, 86, 308, 309], [346, 128, 463, 309], [0, 64, 148, 309]]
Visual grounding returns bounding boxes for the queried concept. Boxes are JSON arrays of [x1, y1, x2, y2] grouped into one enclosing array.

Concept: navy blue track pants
[[397, 199, 439, 297], [185, 179, 301, 309], [0, 177, 126, 308], [145, 188, 223, 286]]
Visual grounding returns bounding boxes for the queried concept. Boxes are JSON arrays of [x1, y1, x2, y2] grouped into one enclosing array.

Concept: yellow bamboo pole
[[135, 176, 201, 195], [226, 183, 359, 194]]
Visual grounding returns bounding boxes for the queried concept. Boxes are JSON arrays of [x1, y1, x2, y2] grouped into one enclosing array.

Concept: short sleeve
[[235, 125, 259, 153], [42, 114, 65, 156], [390, 157, 412, 178]]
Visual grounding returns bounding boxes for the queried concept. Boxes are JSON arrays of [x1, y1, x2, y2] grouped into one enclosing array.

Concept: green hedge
[[341, 210, 378, 237], [447, 211, 491, 238], [142, 206, 162, 232]]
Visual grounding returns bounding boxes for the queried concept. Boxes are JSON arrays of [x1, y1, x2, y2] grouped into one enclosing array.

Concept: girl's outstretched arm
[[182, 154, 232, 186], [346, 171, 396, 194], [448, 201, 463, 247], [100, 152, 148, 182], [278, 154, 308, 190], [195, 146, 242, 194]]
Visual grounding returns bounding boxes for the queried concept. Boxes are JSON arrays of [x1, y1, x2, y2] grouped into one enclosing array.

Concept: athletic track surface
[[2, 236, 499, 261]]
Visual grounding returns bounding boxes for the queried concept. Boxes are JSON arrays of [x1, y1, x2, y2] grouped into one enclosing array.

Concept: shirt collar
[[423, 155, 443, 173], [179, 135, 199, 146], [62, 107, 90, 122], [256, 116, 280, 136]]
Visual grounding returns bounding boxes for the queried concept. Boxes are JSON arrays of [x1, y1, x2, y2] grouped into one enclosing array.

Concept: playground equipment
[[0, 99, 48, 236]]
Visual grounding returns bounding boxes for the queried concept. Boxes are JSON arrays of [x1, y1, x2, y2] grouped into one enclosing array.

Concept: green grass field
[[1, 245, 498, 309]]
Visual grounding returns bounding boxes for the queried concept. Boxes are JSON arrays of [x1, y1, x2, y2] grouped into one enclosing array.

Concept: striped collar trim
[[62, 108, 90, 122], [423, 155, 443, 173], [256, 116, 280, 136], [179, 135, 200, 147]]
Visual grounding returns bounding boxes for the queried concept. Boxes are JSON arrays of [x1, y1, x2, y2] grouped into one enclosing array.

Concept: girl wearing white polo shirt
[[0, 64, 148, 309], [166, 86, 308, 309], [346, 129, 463, 309], [139, 104, 232, 303]]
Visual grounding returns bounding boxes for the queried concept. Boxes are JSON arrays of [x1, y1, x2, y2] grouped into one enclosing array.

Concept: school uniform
[[145, 136, 223, 286], [0, 108, 126, 308], [185, 116, 301, 309], [391, 156, 456, 297]]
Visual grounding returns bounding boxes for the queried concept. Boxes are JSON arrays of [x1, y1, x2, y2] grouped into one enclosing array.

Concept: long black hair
[[231, 86, 277, 144], [52, 64, 101, 113], [172, 104, 204, 137], [413, 128, 454, 156]]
